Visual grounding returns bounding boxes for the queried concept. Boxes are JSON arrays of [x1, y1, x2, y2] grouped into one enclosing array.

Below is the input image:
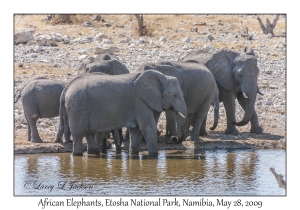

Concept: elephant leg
[[139, 118, 159, 156], [112, 129, 121, 152], [129, 127, 143, 154], [199, 115, 208, 136], [124, 128, 130, 142], [86, 133, 100, 155], [237, 92, 263, 134], [190, 111, 207, 142], [118, 129, 123, 145], [62, 116, 72, 143], [72, 132, 84, 156], [165, 110, 177, 143], [24, 114, 31, 141], [54, 125, 64, 143], [219, 86, 239, 135], [27, 115, 43, 143]]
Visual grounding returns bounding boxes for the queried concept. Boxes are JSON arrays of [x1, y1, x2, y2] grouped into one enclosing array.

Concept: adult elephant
[[76, 53, 129, 75], [134, 61, 219, 142], [183, 48, 264, 135], [59, 70, 187, 156], [14, 78, 69, 143]]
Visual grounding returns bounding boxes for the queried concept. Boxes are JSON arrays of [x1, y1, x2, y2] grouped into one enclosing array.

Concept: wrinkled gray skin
[[74, 53, 130, 152], [183, 48, 263, 135], [59, 70, 187, 156], [135, 61, 219, 142], [14, 78, 70, 143], [76, 54, 130, 75]]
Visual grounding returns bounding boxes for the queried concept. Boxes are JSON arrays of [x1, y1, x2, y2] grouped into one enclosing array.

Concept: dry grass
[[14, 14, 286, 42], [14, 63, 76, 79]]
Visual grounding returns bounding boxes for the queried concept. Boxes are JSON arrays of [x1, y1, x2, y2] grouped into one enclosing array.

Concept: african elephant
[[59, 70, 187, 156], [76, 53, 130, 75], [14, 78, 70, 143], [183, 48, 263, 135], [135, 61, 219, 142]]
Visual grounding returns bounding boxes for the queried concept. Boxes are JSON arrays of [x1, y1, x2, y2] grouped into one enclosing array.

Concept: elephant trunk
[[233, 91, 256, 126], [172, 98, 187, 140]]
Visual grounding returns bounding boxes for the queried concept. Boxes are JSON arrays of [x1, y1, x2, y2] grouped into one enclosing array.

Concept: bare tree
[[257, 15, 280, 37], [135, 14, 145, 35]]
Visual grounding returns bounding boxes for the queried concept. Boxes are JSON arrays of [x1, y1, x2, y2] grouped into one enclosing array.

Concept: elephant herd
[[15, 47, 264, 156]]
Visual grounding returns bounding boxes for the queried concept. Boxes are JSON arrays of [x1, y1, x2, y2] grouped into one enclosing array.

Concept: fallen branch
[[270, 167, 286, 189]]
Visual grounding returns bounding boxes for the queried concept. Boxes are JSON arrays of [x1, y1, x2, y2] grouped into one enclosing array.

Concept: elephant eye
[[239, 74, 242, 78], [174, 94, 177, 97]]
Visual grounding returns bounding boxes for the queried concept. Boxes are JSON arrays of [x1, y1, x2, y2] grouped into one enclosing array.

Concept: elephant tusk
[[177, 112, 186, 119], [258, 89, 264, 96], [243, 92, 248, 98]]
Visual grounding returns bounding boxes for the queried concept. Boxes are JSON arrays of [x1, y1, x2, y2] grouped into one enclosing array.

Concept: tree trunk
[[135, 14, 145, 35], [257, 15, 280, 36]]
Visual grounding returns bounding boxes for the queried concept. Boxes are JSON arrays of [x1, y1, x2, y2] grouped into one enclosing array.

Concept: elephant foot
[[250, 125, 263, 134], [64, 139, 73, 144], [165, 135, 175, 144], [72, 151, 83, 156], [54, 138, 62, 143], [116, 145, 122, 152], [131, 147, 140, 154], [225, 127, 240, 135], [190, 133, 202, 142], [199, 130, 207, 136], [87, 148, 100, 155], [31, 137, 43, 143]]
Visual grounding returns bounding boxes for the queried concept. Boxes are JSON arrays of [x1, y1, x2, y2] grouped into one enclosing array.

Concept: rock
[[95, 33, 108, 41], [95, 46, 119, 54], [265, 70, 273, 74], [18, 62, 24, 67], [183, 37, 191, 43], [125, 37, 131, 42], [62, 35, 70, 44], [34, 45, 42, 53], [206, 34, 214, 42], [51, 33, 62, 42], [36, 35, 56, 46], [79, 55, 88, 60], [101, 39, 113, 44], [27, 40, 37, 45], [30, 53, 37, 58], [204, 44, 213, 51], [14, 31, 34, 44], [159, 36, 167, 42], [266, 101, 273, 105], [78, 49, 87, 55], [81, 21, 93, 27]]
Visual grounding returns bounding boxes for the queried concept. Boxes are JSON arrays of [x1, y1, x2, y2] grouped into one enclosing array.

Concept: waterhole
[[14, 149, 285, 196]]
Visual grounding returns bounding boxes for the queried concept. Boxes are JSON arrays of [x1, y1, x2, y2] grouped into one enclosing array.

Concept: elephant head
[[184, 48, 260, 126], [134, 70, 187, 119], [88, 60, 130, 75], [76, 57, 95, 75]]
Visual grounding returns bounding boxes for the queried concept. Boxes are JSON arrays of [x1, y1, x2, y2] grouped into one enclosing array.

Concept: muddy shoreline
[[14, 136, 285, 154]]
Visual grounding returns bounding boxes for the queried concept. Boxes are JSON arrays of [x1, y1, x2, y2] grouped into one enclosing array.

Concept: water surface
[[14, 149, 286, 196]]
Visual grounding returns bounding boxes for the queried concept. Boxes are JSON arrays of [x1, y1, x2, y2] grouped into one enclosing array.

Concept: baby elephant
[[14, 78, 69, 143]]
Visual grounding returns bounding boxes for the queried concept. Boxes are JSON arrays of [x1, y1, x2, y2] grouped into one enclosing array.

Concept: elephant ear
[[153, 65, 183, 87], [134, 70, 168, 112], [206, 50, 238, 91], [110, 60, 130, 75]]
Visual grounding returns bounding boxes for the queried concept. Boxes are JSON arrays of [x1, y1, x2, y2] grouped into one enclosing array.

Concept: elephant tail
[[210, 86, 219, 130], [59, 90, 67, 135], [14, 92, 21, 103]]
